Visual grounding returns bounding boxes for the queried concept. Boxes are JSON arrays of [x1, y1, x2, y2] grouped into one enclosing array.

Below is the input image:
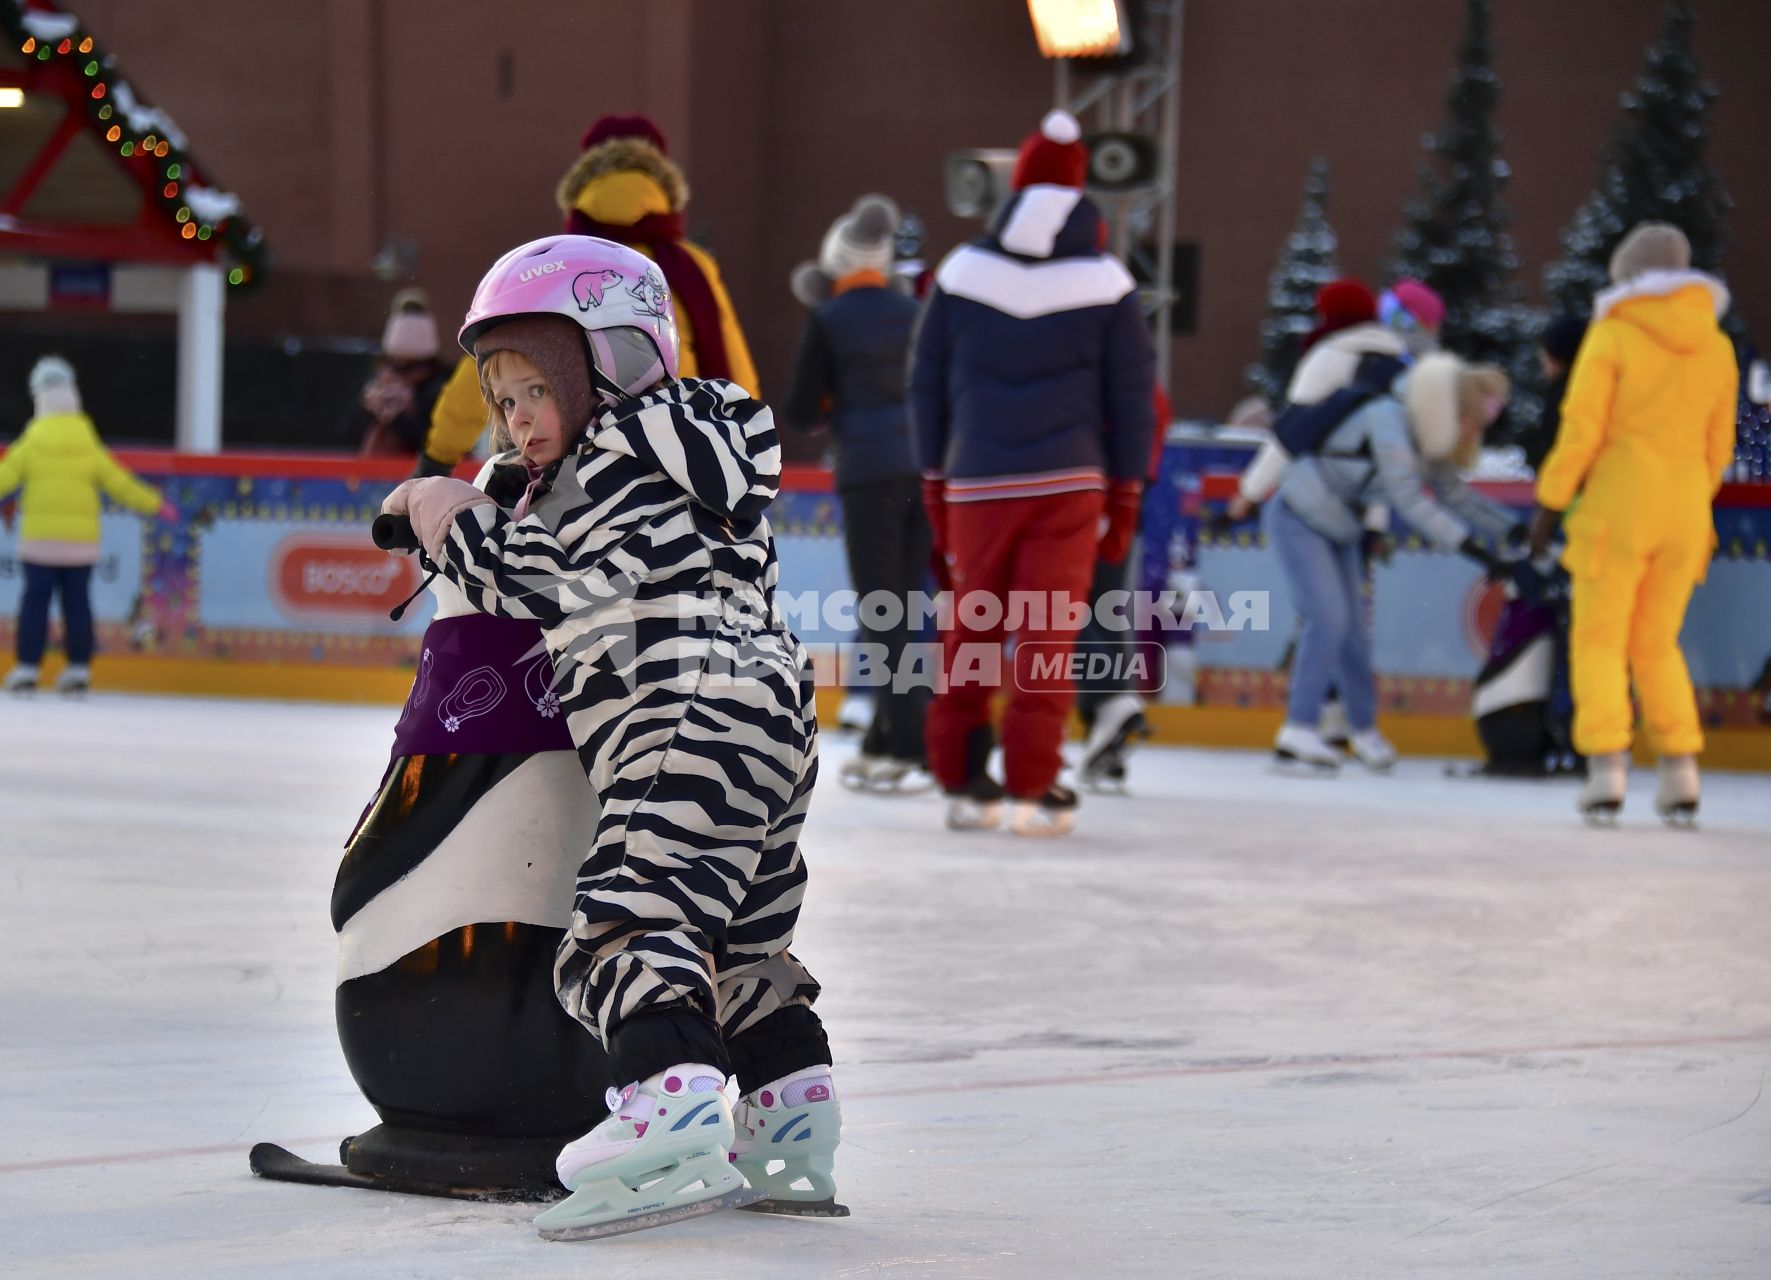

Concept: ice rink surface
[[1, 693, 1767, 1279]]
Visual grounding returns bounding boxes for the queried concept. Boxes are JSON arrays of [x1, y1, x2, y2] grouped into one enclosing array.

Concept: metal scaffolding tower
[[1054, 0, 1185, 392]]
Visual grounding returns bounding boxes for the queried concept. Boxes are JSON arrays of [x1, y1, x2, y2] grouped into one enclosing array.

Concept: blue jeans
[[1268, 499, 1376, 732], [16, 563, 94, 666]]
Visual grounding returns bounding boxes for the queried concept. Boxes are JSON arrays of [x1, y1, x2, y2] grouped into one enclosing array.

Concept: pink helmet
[[458, 235, 681, 390]]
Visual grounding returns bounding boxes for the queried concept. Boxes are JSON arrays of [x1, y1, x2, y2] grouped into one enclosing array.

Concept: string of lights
[[1, 0, 266, 287]]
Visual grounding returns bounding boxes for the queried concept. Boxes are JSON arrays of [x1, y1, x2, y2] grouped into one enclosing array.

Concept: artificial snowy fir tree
[[1387, 0, 1522, 365], [1247, 157, 1338, 404], [1543, 0, 1732, 317]]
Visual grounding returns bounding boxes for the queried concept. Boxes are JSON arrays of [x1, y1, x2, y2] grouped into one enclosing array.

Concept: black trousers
[[1074, 555, 1134, 729], [839, 477, 931, 761]]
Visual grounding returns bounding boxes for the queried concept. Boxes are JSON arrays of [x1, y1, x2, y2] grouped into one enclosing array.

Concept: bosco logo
[[271, 535, 422, 620]]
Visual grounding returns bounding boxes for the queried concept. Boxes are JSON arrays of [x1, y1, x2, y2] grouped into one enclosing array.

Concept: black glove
[[1361, 529, 1393, 567], [1507, 556, 1549, 602], [1459, 535, 1510, 582], [411, 452, 454, 479]]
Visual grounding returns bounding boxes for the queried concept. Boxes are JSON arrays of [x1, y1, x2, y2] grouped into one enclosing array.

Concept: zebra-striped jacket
[[437, 378, 806, 779]]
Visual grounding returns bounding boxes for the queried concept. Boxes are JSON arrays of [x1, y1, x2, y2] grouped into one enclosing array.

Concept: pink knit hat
[[1387, 279, 1446, 333], [382, 311, 440, 360]]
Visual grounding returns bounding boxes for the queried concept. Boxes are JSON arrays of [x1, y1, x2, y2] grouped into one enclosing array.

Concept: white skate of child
[[533, 1063, 761, 1241], [3, 664, 38, 695], [731, 1066, 848, 1217]]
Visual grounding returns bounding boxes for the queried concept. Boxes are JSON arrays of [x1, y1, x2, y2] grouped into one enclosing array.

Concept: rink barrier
[[0, 446, 1764, 770]]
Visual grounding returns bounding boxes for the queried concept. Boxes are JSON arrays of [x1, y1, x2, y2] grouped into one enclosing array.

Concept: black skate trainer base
[[249, 1124, 568, 1203], [739, 1196, 851, 1217]]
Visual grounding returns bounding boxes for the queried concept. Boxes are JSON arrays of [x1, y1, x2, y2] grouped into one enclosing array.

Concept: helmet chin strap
[[591, 364, 632, 408], [585, 329, 665, 408]]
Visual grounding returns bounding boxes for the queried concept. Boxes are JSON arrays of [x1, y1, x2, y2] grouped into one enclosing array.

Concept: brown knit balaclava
[[473, 315, 595, 442]]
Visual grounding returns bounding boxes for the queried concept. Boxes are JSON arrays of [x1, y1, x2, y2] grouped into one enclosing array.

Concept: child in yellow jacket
[[1528, 224, 1738, 825], [0, 357, 174, 695]]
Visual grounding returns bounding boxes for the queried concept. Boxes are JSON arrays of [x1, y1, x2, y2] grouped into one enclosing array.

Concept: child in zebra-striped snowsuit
[[383, 236, 840, 1233]]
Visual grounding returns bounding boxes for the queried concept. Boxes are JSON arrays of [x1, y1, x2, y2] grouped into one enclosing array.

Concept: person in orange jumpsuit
[[1529, 223, 1738, 826]]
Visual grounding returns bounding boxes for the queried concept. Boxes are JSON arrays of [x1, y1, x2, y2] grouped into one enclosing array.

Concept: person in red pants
[[909, 110, 1156, 836]]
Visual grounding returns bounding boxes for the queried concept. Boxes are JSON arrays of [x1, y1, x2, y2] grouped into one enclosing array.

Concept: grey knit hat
[[818, 195, 899, 280], [1608, 222, 1691, 284]]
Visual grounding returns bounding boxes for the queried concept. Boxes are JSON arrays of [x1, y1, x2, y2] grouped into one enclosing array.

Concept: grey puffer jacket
[[1276, 395, 1515, 550]]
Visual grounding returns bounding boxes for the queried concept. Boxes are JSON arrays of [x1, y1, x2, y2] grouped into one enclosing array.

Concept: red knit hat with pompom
[[1315, 278, 1378, 331], [579, 113, 668, 154], [1012, 110, 1090, 190]]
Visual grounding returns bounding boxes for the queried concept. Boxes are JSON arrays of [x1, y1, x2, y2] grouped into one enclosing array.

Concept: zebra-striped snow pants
[[553, 647, 823, 1071]]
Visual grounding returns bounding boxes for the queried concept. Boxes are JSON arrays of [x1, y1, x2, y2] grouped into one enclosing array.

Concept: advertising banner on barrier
[[0, 447, 1765, 728], [0, 456, 848, 676], [1138, 435, 1771, 727]]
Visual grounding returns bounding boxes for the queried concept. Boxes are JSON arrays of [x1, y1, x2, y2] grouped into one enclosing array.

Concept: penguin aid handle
[[371, 513, 419, 552]]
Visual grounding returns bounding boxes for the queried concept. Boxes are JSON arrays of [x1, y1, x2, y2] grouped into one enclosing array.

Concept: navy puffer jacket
[[781, 284, 921, 490], [909, 185, 1155, 502]]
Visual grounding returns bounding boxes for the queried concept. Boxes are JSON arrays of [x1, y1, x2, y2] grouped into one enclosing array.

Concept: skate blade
[[1271, 754, 1339, 777], [1581, 803, 1621, 828], [738, 1195, 851, 1218], [866, 774, 936, 796], [1008, 812, 1076, 838], [1657, 804, 1699, 830], [537, 1184, 765, 1241]]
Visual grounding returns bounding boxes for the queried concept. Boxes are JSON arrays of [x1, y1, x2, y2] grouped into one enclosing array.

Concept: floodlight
[[1026, 0, 1130, 59]]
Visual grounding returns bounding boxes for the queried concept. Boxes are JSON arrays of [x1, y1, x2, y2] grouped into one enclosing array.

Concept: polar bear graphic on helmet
[[572, 269, 624, 310]]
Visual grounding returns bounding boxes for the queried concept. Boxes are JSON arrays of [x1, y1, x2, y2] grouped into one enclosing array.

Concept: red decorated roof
[[0, 0, 265, 284]]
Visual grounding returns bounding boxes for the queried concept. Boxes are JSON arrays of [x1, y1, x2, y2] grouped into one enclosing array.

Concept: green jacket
[[0, 412, 162, 561]]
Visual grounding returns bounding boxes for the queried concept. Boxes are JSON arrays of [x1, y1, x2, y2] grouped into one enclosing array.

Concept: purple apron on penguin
[[390, 612, 575, 759]]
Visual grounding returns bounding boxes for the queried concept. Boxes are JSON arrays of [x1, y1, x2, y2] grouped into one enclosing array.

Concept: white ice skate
[[533, 1064, 760, 1241], [837, 693, 874, 733], [1008, 784, 1078, 838], [862, 757, 936, 795], [1349, 728, 1397, 773], [1654, 755, 1700, 829], [731, 1066, 848, 1217], [946, 776, 1006, 831], [1578, 752, 1628, 827], [838, 753, 881, 791], [1273, 723, 1341, 775], [1080, 753, 1130, 795], [54, 665, 90, 697], [4, 665, 39, 695], [1317, 698, 1351, 751], [1080, 693, 1149, 794]]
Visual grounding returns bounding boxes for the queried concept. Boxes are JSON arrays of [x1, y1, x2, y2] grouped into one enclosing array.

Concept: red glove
[[1098, 481, 1143, 566]]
